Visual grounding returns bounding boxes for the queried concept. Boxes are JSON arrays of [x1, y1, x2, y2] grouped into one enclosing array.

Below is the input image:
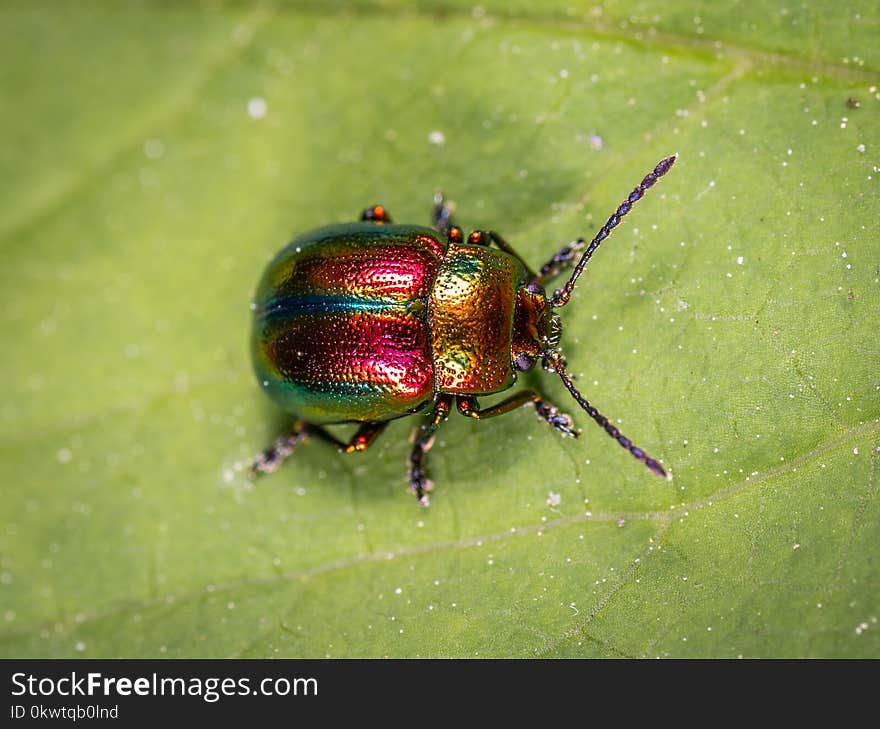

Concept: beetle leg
[[432, 192, 456, 235], [476, 229, 590, 286], [536, 238, 587, 284], [342, 421, 389, 453], [456, 390, 578, 438], [251, 420, 352, 476], [360, 204, 393, 223], [408, 395, 453, 506], [250, 420, 314, 476], [483, 230, 539, 280], [251, 420, 390, 477]]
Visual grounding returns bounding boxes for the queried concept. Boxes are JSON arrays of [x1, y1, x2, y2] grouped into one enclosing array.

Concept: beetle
[[250, 155, 676, 505]]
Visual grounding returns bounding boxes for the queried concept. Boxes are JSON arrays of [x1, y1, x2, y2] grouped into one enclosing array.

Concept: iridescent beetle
[[251, 156, 676, 505]]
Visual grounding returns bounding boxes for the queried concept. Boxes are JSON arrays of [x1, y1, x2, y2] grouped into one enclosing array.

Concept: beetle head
[[512, 280, 560, 372]]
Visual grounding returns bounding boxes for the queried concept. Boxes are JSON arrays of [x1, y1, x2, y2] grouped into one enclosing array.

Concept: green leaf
[[1, 0, 877, 658]]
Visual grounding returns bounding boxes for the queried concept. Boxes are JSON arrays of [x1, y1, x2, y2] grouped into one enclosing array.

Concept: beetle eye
[[526, 281, 544, 295], [515, 353, 535, 372]]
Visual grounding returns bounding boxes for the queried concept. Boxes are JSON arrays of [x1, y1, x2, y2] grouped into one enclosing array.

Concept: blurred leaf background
[[0, 0, 877, 658]]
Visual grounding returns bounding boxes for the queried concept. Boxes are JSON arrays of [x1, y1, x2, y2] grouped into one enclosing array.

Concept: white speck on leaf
[[247, 97, 267, 119], [144, 138, 165, 159]]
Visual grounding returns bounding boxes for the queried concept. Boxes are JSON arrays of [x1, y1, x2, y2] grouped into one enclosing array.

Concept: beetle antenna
[[550, 359, 670, 480], [550, 154, 677, 308]]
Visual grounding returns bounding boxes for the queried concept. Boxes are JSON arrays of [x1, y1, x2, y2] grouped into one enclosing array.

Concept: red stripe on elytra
[[267, 311, 434, 400], [278, 244, 442, 302]]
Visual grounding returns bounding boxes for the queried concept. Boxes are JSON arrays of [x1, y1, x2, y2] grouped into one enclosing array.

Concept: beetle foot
[[409, 471, 434, 506], [250, 450, 285, 477], [535, 401, 578, 438], [249, 431, 307, 477]]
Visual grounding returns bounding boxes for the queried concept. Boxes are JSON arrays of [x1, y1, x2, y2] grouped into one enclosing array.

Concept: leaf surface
[[1, 0, 877, 657]]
